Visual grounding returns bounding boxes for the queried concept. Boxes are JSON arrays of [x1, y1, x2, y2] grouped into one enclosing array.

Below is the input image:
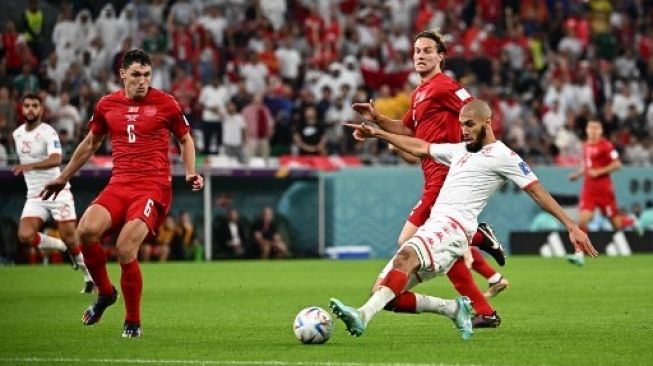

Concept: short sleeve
[[428, 143, 458, 166], [89, 99, 108, 135], [605, 141, 619, 160], [496, 150, 539, 189], [44, 126, 62, 156], [167, 98, 191, 139], [402, 108, 414, 131]]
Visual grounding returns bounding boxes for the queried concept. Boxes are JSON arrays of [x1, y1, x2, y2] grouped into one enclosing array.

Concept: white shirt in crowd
[[240, 62, 269, 95], [12, 123, 70, 198], [427, 141, 539, 237], [275, 46, 302, 80], [222, 113, 247, 147], [199, 83, 229, 122]]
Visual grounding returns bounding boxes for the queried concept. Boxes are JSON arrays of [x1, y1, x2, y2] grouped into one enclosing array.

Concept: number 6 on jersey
[[127, 124, 136, 143]]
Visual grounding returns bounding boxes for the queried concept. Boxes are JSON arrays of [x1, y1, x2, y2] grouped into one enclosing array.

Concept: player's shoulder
[[147, 87, 179, 107], [36, 122, 58, 134], [97, 90, 124, 105], [599, 138, 615, 149], [12, 123, 26, 136], [488, 141, 520, 159], [431, 73, 471, 99]]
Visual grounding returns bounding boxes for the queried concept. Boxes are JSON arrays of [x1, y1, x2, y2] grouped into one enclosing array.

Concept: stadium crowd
[[0, 0, 652, 167]]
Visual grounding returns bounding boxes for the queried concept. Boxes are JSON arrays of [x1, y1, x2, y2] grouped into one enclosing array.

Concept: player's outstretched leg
[[475, 223, 506, 266], [484, 275, 509, 298], [122, 322, 143, 338], [329, 298, 365, 337], [453, 296, 473, 340], [82, 287, 118, 325]]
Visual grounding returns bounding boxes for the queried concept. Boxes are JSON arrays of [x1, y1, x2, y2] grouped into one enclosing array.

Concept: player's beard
[[465, 127, 486, 153], [24, 114, 39, 126]]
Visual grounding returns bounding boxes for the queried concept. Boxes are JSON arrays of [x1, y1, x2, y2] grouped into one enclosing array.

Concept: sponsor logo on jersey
[[455, 88, 471, 101], [128, 106, 139, 113], [518, 161, 531, 175]]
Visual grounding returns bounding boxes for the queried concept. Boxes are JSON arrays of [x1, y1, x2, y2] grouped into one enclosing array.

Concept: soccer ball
[[293, 306, 333, 344]]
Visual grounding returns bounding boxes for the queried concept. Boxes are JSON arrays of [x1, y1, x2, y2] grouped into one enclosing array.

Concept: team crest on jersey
[[144, 106, 157, 117], [415, 91, 427, 103], [518, 161, 531, 175]]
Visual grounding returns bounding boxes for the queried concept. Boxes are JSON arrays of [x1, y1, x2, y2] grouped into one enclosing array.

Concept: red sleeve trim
[[522, 179, 540, 190]]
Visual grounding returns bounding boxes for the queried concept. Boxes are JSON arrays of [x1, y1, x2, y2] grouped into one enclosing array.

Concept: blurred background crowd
[[0, 0, 653, 168]]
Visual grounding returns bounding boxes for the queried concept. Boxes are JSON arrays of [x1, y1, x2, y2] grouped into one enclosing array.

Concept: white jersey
[[12, 123, 70, 198], [428, 141, 539, 238]]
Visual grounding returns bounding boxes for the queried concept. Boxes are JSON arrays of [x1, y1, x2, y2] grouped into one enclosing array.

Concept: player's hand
[[12, 164, 33, 176], [186, 174, 204, 191], [352, 99, 377, 121], [40, 176, 68, 200], [345, 122, 377, 139], [568, 173, 578, 181], [568, 226, 598, 258]]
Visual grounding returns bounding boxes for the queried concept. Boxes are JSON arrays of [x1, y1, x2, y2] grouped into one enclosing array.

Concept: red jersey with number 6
[[89, 88, 190, 185]]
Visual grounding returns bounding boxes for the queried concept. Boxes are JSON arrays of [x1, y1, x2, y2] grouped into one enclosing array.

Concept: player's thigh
[[78, 204, 113, 241], [578, 209, 594, 226], [115, 219, 150, 262], [56, 220, 77, 245], [17, 216, 43, 242], [21, 199, 49, 224]]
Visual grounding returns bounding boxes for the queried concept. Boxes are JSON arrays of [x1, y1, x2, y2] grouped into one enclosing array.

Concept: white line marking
[[0, 358, 489, 366]]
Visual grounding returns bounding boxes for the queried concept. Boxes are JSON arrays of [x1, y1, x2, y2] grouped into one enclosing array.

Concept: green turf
[[1, 256, 652, 366]]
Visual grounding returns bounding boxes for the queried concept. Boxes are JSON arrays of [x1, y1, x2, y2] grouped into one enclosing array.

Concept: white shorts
[[377, 215, 469, 289], [404, 215, 469, 275], [21, 190, 77, 222]]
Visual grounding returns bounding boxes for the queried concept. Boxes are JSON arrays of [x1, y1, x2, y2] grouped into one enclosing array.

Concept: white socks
[[415, 294, 457, 318], [36, 233, 67, 252], [74, 253, 93, 282], [358, 286, 396, 326], [488, 273, 502, 285]]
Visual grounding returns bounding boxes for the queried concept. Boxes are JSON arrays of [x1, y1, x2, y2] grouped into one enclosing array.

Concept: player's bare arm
[[345, 123, 429, 158], [389, 144, 422, 164], [12, 153, 62, 175], [524, 182, 598, 257], [568, 167, 584, 181], [178, 132, 204, 191], [351, 99, 413, 140], [587, 159, 621, 178], [40, 131, 104, 200]]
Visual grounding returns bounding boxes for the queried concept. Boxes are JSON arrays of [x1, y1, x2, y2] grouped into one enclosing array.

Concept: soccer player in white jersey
[[12, 93, 94, 294], [330, 100, 598, 340]]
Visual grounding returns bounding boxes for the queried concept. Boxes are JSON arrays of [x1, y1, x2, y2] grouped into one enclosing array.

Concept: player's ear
[[119, 68, 126, 79]]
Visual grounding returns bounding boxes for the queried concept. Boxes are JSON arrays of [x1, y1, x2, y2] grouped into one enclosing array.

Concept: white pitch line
[[0, 358, 491, 366]]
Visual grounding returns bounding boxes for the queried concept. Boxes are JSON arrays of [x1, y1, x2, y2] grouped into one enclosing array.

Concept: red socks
[[392, 291, 417, 313], [70, 245, 81, 256], [471, 230, 483, 246], [447, 258, 494, 316], [470, 247, 496, 279], [120, 259, 143, 325], [380, 269, 409, 296], [81, 243, 114, 295]]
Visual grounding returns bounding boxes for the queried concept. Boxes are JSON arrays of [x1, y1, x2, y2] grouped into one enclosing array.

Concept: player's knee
[[115, 245, 138, 263], [77, 223, 103, 243], [17, 228, 35, 245], [392, 247, 418, 272]]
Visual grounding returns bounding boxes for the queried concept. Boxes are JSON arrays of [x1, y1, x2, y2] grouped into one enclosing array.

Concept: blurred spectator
[[0, 136, 7, 167], [230, 80, 253, 112], [252, 206, 288, 259], [275, 37, 302, 87], [0, 87, 16, 137], [198, 76, 228, 154], [167, 0, 196, 27], [171, 66, 199, 123], [216, 208, 248, 258], [222, 101, 246, 162], [324, 95, 352, 154], [293, 105, 326, 156], [95, 4, 123, 55], [198, 5, 228, 47], [260, 0, 287, 31], [542, 100, 566, 138], [240, 52, 269, 95], [13, 63, 39, 95], [58, 129, 76, 162], [150, 53, 175, 91], [19, 0, 45, 59], [140, 214, 175, 262], [51, 91, 81, 138], [242, 93, 274, 162], [175, 210, 199, 261], [612, 82, 644, 122]]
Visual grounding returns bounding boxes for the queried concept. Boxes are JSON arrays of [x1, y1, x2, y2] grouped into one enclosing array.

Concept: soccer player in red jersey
[[568, 119, 622, 265], [352, 30, 504, 327], [41, 50, 204, 337]]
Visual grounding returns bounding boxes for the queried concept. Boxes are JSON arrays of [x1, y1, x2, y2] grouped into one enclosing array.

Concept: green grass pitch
[[1, 256, 652, 366]]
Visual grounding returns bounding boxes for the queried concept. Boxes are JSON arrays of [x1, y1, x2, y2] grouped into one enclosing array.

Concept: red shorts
[[93, 180, 172, 238], [579, 189, 618, 218], [407, 191, 438, 227]]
